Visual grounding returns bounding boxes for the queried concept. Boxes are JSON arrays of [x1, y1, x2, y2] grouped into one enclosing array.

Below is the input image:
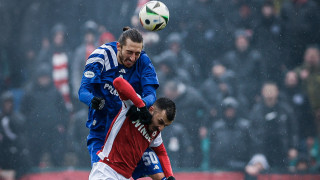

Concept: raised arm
[[113, 77, 145, 108]]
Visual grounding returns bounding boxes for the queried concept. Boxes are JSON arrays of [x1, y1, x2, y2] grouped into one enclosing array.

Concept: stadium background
[[1, 0, 320, 179]]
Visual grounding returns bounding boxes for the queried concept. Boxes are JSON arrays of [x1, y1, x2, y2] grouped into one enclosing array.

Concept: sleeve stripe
[[86, 44, 118, 71], [101, 44, 118, 69], [107, 45, 118, 67], [86, 57, 104, 66], [86, 46, 108, 66], [106, 49, 115, 68], [88, 53, 105, 59], [99, 44, 118, 70]]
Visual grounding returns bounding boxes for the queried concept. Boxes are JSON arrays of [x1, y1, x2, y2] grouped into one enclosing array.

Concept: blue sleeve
[[78, 81, 95, 107], [139, 53, 159, 88], [142, 84, 157, 108], [78, 60, 105, 106]]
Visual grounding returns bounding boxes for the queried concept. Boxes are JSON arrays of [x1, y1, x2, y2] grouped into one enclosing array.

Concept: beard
[[118, 50, 135, 68], [118, 50, 125, 65]]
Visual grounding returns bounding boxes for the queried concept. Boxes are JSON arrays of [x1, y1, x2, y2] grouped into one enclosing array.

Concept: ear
[[116, 42, 121, 51], [148, 106, 154, 115]]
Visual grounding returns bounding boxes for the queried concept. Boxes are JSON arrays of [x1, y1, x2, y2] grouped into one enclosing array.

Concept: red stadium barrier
[[19, 170, 90, 180], [258, 174, 320, 180], [20, 171, 244, 180], [19, 170, 320, 180]]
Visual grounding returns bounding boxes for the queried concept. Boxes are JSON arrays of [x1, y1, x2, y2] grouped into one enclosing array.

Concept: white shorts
[[89, 162, 130, 180]]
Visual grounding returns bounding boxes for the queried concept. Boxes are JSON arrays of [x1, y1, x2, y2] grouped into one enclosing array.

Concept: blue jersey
[[78, 42, 159, 134]]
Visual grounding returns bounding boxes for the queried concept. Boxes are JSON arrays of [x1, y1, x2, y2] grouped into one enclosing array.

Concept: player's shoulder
[[139, 50, 150, 61], [88, 41, 117, 58], [99, 41, 117, 52], [138, 51, 153, 67]]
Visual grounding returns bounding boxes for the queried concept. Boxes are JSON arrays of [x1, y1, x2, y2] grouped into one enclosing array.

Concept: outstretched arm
[[152, 143, 174, 178]]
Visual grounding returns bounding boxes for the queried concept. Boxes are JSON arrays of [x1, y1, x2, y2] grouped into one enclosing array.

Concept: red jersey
[[97, 81, 162, 179]]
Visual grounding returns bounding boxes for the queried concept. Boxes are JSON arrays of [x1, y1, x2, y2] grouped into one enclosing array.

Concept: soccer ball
[[139, 1, 169, 31]]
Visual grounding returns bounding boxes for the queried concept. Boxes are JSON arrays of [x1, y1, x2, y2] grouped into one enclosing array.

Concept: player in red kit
[[89, 77, 176, 180]]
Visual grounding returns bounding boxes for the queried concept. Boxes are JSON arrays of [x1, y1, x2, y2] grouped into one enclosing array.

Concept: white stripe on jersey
[[92, 48, 107, 56], [98, 100, 133, 160], [86, 57, 105, 66], [102, 44, 118, 68], [85, 47, 107, 73], [85, 44, 118, 73], [149, 132, 163, 147]]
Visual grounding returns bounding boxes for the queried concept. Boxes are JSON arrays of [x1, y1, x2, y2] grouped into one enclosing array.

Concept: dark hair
[[305, 44, 320, 51], [154, 97, 176, 122], [118, 26, 143, 46]]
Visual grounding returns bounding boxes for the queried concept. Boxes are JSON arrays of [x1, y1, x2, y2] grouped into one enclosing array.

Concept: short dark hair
[[118, 26, 143, 46], [154, 97, 176, 122]]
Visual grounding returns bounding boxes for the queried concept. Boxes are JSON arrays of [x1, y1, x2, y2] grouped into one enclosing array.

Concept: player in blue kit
[[78, 27, 173, 180]]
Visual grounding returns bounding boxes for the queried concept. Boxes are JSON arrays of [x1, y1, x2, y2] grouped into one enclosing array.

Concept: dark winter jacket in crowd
[[20, 66, 68, 166], [210, 116, 252, 170], [249, 101, 299, 167], [223, 48, 263, 108]]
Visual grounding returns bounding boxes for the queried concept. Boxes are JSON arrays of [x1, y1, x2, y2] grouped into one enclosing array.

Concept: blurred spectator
[[153, 32, 201, 83], [294, 45, 320, 139], [0, 1, 12, 48], [229, 1, 259, 32], [305, 136, 320, 171], [245, 154, 270, 178], [65, 108, 90, 168], [248, 82, 299, 172], [253, 1, 284, 85], [0, 49, 11, 94], [36, 23, 74, 112], [21, 48, 38, 86], [155, 56, 191, 94], [280, 0, 320, 69], [163, 80, 210, 168], [295, 154, 311, 172], [0, 91, 30, 179], [210, 97, 252, 171], [282, 71, 316, 140], [185, 0, 225, 72], [295, 136, 320, 173], [222, 30, 263, 110], [161, 122, 194, 169], [71, 20, 98, 106], [98, 31, 116, 46], [20, 63, 69, 168], [92, 0, 137, 38], [200, 61, 236, 119]]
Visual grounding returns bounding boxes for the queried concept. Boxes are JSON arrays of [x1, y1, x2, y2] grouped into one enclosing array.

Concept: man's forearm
[[142, 85, 157, 107], [78, 82, 94, 106], [152, 143, 173, 177]]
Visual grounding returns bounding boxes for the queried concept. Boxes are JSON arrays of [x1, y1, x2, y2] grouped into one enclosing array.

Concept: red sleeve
[[113, 77, 145, 108], [151, 143, 173, 177]]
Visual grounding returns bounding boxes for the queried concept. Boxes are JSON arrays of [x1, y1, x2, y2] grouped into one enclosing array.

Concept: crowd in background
[[1, 0, 320, 179]]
